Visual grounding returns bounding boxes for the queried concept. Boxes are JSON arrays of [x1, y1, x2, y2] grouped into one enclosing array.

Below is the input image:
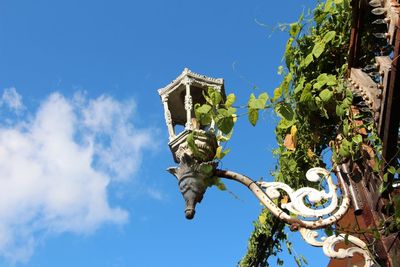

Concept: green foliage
[[194, 87, 237, 136], [240, 0, 354, 266]]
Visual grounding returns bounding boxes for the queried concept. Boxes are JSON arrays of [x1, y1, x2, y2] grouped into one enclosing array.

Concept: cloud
[[1, 87, 24, 112], [0, 89, 154, 263]]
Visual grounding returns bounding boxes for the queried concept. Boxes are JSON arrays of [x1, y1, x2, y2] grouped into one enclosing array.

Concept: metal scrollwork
[[300, 228, 374, 267], [258, 168, 344, 221]]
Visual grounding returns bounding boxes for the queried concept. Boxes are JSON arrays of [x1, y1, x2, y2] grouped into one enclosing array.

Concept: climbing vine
[[191, 0, 399, 265]]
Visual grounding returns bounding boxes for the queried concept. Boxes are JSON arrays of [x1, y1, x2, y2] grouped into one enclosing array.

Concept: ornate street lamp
[[158, 69, 374, 266]]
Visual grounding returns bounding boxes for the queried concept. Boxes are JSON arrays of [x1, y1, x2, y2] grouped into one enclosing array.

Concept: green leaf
[[304, 53, 314, 67], [284, 37, 294, 59], [248, 93, 257, 108], [294, 77, 305, 95], [258, 92, 269, 106], [199, 164, 213, 175], [352, 134, 363, 144], [277, 119, 295, 130], [225, 93, 236, 108], [259, 214, 267, 224], [186, 132, 199, 155], [312, 41, 325, 58], [323, 31, 336, 43], [277, 65, 284, 75], [343, 120, 349, 136], [195, 104, 211, 114], [344, 233, 349, 245], [326, 75, 337, 86], [215, 146, 230, 160], [248, 108, 259, 126], [289, 22, 301, 37], [324, 0, 333, 12], [216, 180, 226, 191], [336, 104, 345, 117], [216, 116, 234, 134], [208, 87, 222, 106], [276, 103, 294, 121], [339, 139, 352, 158], [319, 89, 333, 102], [379, 182, 388, 194], [281, 72, 293, 96], [227, 106, 237, 115], [202, 90, 213, 104], [272, 87, 283, 102], [388, 166, 397, 174], [300, 83, 313, 103], [250, 92, 269, 109]]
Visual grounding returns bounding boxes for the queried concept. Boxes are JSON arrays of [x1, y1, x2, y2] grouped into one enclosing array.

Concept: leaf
[[186, 132, 199, 155], [307, 148, 316, 159], [215, 146, 230, 160], [250, 92, 269, 110], [312, 41, 325, 58], [195, 104, 212, 114], [225, 93, 236, 108], [248, 108, 259, 126], [294, 77, 305, 95], [216, 180, 226, 191], [379, 182, 388, 194], [300, 83, 313, 103], [284, 134, 296, 151], [258, 92, 269, 107], [304, 53, 314, 67], [216, 116, 234, 134], [324, 0, 333, 12], [339, 139, 351, 157], [259, 214, 267, 224], [202, 90, 213, 104], [281, 195, 289, 205], [336, 104, 346, 117], [326, 75, 337, 86], [248, 93, 257, 108], [277, 65, 284, 75], [352, 134, 363, 144], [323, 31, 336, 43], [344, 233, 349, 245], [388, 166, 397, 174], [281, 72, 293, 96], [284, 37, 294, 59], [276, 103, 294, 121], [199, 164, 213, 175], [319, 89, 333, 102], [277, 119, 295, 130], [272, 87, 283, 102], [208, 87, 222, 106], [290, 125, 297, 139], [289, 22, 301, 37]]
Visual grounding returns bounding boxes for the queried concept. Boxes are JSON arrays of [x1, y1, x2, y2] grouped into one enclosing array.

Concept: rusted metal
[[348, 0, 364, 71], [381, 0, 400, 190], [375, 56, 392, 136]]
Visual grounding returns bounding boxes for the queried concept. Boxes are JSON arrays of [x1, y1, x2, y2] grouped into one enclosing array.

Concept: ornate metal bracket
[[300, 228, 374, 267], [215, 168, 375, 266]]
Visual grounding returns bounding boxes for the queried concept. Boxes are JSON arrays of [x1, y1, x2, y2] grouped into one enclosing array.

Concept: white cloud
[[1, 87, 24, 112], [0, 89, 154, 263]]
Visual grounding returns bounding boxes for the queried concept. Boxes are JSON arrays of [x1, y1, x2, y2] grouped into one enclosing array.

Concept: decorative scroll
[[216, 167, 350, 229], [258, 168, 340, 219], [300, 228, 374, 267]]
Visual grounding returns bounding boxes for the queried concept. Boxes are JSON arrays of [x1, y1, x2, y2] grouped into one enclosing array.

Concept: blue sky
[[0, 0, 329, 266]]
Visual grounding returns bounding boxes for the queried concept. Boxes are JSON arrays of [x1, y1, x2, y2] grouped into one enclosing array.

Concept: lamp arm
[[215, 168, 375, 266], [215, 167, 351, 230]]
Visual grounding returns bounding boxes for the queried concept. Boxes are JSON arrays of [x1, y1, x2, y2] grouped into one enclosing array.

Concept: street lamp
[[158, 69, 374, 266]]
